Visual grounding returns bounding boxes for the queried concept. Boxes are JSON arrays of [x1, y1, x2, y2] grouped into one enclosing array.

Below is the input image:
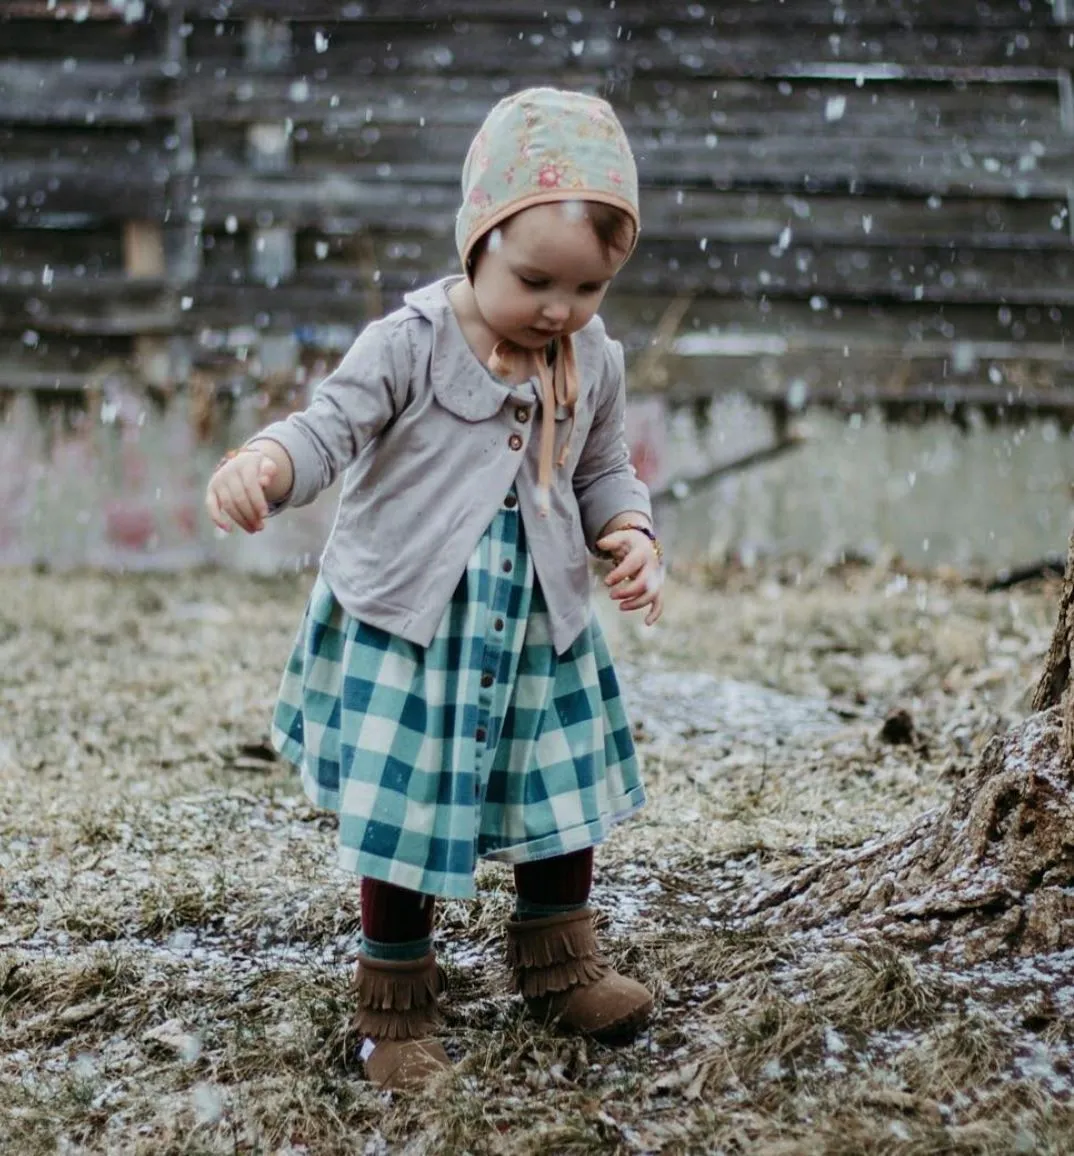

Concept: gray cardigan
[[257, 277, 652, 654]]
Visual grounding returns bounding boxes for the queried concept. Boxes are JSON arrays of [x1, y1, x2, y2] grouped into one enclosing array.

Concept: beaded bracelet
[[599, 524, 664, 565], [621, 524, 665, 564]]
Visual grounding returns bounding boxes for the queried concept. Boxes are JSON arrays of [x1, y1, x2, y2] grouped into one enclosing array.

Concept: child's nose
[[542, 301, 571, 325]]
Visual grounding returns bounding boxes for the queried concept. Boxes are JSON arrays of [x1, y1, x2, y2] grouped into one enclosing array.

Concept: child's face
[[471, 202, 628, 350]]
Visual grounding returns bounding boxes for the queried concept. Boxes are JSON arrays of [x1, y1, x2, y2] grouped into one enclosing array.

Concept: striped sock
[[359, 933, 433, 962], [513, 896, 587, 920]]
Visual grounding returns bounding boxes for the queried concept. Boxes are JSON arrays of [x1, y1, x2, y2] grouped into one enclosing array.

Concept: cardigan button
[[481, 672, 494, 688], [515, 406, 531, 423], [504, 493, 518, 510], [508, 433, 523, 451], [476, 726, 487, 743]]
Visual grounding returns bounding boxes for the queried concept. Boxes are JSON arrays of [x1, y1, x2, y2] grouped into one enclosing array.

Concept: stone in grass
[[58, 1001, 107, 1026], [878, 707, 917, 746], [141, 1018, 202, 1061]]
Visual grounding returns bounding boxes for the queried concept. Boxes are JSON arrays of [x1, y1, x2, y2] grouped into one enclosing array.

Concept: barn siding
[[2, 0, 1073, 567]]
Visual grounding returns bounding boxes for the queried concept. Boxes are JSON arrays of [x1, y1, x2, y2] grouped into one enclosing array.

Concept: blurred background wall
[[2, 0, 1073, 574]]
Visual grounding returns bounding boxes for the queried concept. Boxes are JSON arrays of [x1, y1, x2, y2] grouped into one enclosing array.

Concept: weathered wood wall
[[2, 0, 1074, 565]]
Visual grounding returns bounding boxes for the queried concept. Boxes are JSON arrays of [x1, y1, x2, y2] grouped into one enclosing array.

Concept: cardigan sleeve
[[572, 336, 653, 550], [250, 315, 413, 511]]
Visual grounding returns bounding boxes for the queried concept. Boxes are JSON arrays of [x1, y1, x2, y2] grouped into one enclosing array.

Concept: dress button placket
[[473, 494, 520, 819]]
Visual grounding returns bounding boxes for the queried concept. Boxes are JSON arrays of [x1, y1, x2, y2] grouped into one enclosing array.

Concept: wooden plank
[[0, 61, 172, 126], [174, 73, 1064, 140], [747, 380, 1074, 416], [6, 254, 1074, 339], [0, 333, 132, 389], [285, 105, 1068, 170], [2, 1, 135, 18], [246, 122, 292, 172], [272, 125, 1074, 197], [0, 17, 163, 59], [0, 276, 180, 333], [9, 333, 1074, 422], [2, 66, 1061, 141], [195, 137, 1074, 198], [6, 203, 1071, 323], [181, 19, 1074, 78], [123, 221, 166, 278], [627, 238, 1074, 304], [599, 294, 1074, 357], [637, 189, 1072, 248], [249, 225, 296, 284], [8, 142, 1070, 230], [281, 221, 1074, 301], [0, 123, 176, 165], [200, 225, 249, 281], [654, 344, 1074, 405], [3, 290, 1071, 381], [0, 226, 125, 272], [243, 15, 292, 70], [0, 162, 170, 224], [0, 368, 122, 392], [190, 180, 1073, 248], [165, 1, 1063, 29], [285, 233, 1074, 303]]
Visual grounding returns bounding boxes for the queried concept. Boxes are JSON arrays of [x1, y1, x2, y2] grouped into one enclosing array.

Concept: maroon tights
[[360, 847, 593, 943]]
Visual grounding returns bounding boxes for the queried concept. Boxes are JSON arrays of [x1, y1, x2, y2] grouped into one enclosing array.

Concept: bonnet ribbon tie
[[488, 336, 579, 516]]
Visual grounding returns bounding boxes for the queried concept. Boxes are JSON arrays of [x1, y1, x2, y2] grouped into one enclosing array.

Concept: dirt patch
[[1, 560, 1069, 1154]]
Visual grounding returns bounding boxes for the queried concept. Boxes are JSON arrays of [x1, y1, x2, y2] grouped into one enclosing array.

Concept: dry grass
[[0, 561, 1069, 1153], [810, 944, 949, 1033]]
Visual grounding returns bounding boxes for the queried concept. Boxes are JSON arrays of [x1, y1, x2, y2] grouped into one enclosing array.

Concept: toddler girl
[[205, 87, 665, 1092]]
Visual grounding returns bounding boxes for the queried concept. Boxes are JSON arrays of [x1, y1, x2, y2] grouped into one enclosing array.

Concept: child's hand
[[205, 449, 278, 534], [597, 527, 664, 626]]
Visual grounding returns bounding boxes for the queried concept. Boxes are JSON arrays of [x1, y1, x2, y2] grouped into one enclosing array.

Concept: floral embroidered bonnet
[[454, 88, 640, 509]]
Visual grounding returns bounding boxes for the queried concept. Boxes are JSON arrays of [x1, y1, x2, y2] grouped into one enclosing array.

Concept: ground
[[2, 558, 1072, 1154]]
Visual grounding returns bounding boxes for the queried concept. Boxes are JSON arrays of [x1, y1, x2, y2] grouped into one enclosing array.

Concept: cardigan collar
[[403, 277, 534, 421]]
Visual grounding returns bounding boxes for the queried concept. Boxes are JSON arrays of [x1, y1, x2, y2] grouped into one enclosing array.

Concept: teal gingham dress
[[271, 491, 645, 899]]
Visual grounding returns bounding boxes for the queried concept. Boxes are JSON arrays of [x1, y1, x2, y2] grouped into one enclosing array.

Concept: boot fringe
[[353, 952, 442, 1042], [515, 954, 609, 998], [506, 908, 610, 997], [355, 1005, 441, 1041]]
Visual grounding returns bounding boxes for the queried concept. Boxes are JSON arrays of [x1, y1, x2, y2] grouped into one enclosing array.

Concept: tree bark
[[735, 527, 1074, 962]]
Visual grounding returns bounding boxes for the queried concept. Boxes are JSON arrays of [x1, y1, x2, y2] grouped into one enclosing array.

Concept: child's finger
[[219, 497, 250, 534], [205, 486, 233, 533], [610, 574, 650, 601], [232, 458, 270, 520], [595, 530, 628, 554], [242, 472, 270, 521], [604, 547, 645, 587], [224, 478, 260, 532], [620, 586, 664, 622], [616, 563, 665, 606]]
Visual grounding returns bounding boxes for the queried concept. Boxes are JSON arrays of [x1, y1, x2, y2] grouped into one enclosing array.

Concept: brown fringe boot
[[352, 951, 451, 1091], [505, 908, 653, 1041]]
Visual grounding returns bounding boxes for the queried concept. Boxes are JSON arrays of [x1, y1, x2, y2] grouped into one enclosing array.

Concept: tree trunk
[[735, 527, 1074, 963]]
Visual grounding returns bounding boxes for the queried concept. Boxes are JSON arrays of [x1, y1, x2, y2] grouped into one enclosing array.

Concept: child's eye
[[580, 283, 606, 294], [519, 275, 547, 289]]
